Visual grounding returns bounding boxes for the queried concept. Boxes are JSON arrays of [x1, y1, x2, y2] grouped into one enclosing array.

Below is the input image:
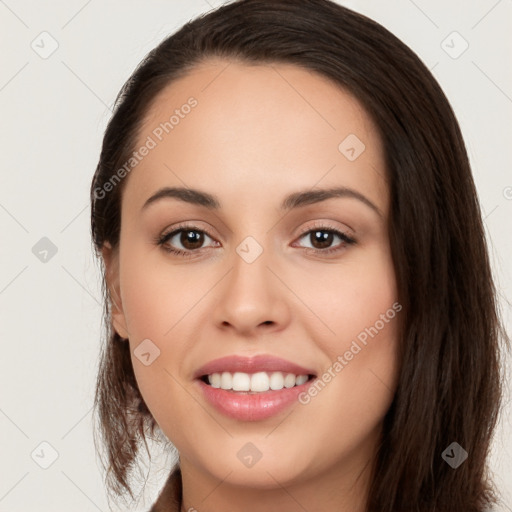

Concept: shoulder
[[148, 465, 182, 512]]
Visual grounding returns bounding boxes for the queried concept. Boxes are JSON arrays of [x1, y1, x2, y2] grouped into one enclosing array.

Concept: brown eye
[[177, 230, 205, 250], [308, 230, 336, 249], [296, 227, 356, 254], [156, 225, 217, 256]]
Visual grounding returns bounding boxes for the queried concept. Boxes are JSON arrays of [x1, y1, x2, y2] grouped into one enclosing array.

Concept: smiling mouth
[[199, 371, 317, 393]]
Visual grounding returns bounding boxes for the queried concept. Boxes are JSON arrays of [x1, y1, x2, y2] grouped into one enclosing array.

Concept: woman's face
[[103, 59, 400, 495]]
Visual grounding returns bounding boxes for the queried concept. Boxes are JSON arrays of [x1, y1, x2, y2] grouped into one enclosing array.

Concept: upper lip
[[193, 354, 317, 379]]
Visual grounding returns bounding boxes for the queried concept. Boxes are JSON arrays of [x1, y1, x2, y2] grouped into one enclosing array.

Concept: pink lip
[[197, 378, 316, 421], [193, 354, 317, 421], [193, 354, 316, 379]]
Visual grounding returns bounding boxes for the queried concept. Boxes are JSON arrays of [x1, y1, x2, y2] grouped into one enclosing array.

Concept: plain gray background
[[1, 1, 511, 510]]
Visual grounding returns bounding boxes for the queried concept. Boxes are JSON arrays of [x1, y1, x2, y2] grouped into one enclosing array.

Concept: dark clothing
[[148, 465, 182, 512]]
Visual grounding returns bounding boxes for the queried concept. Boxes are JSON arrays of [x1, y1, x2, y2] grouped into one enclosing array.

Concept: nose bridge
[[233, 238, 268, 291], [228, 236, 272, 308], [213, 234, 288, 333]]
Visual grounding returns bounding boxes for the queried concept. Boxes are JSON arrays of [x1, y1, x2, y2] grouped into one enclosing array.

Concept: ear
[[101, 241, 130, 340]]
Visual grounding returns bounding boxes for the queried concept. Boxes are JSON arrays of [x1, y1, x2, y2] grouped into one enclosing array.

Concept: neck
[[178, 445, 377, 512]]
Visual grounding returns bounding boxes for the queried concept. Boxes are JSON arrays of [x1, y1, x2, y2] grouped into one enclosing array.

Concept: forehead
[[124, 58, 388, 216]]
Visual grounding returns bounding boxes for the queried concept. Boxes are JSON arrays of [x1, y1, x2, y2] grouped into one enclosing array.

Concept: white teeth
[[209, 372, 221, 388], [232, 372, 251, 391], [295, 375, 309, 385], [284, 373, 296, 388], [269, 372, 284, 390], [250, 371, 270, 392], [206, 371, 311, 392], [220, 371, 232, 390]]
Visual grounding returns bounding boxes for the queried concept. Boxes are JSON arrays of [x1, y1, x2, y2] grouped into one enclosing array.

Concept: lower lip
[[196, 378, 316, 421]]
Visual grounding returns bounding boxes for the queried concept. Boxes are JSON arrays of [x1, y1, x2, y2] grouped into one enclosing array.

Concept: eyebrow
[[142, 185, 382, 217]]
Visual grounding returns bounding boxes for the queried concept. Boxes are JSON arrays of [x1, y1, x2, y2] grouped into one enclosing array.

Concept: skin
[[102, 58, 400, 512]]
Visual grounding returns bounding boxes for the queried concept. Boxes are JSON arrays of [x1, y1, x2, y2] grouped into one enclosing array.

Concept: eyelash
[[154, 222, 357, 258]]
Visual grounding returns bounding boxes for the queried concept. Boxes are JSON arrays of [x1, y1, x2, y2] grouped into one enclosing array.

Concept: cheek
[[295, 244, 400, 424], [294, 243, 398, 347], [118, 248, 227, 436], [119, 249, 202, 341], [319, 314, 399, 454], [122, 275, 194, 443], [291, 298, 400, 476]]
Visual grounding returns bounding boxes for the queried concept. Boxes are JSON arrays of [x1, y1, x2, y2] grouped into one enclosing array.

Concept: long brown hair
[[90, 1, 509, 510]]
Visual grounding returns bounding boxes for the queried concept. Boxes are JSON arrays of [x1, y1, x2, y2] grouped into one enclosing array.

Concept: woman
[[90, 1, 508, 510]]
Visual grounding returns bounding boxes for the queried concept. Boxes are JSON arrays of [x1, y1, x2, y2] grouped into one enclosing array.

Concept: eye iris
[[311, 230, 333, 249], [181, 230, 204, 249]]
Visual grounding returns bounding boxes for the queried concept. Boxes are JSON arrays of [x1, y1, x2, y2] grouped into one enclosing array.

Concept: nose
[[212, 245, 291, 336]]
